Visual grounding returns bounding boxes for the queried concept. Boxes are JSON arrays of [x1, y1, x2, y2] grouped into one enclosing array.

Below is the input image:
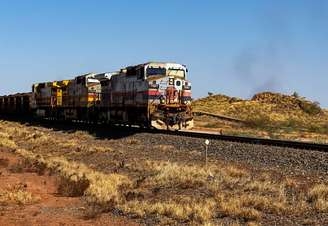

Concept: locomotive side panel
[[102, 62, 193, 129], [33, 80, 71, 119], [107, 66, 149, 125]]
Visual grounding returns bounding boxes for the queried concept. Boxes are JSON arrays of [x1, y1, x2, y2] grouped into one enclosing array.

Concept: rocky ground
[[0, 119, 328, 225]]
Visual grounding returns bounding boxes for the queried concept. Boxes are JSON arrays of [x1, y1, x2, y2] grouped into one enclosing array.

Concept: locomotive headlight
[[183, 81, 191, 90], [149, 81, 159, 89], [160, 96, 165, 104]]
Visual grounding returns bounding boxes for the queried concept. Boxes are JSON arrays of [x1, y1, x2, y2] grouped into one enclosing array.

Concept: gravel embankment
[[124, 132, 328, 178]]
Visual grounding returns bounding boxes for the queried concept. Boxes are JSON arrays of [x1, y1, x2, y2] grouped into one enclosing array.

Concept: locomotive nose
[[165, 78, 184, 104], [165, 86, 179, 104]]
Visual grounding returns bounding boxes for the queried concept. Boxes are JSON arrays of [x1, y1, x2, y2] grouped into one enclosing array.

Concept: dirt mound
[[252, 92, 322, 115]]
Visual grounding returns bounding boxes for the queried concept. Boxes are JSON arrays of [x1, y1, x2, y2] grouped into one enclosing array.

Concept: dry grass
[[0, 131, 17, 149], [2, 120, 328, 225], [142, 161, 210, 188], [193, 93, 328, 143], [154, 145, 176, 152], [121, 198, 217, 223], [61, 142, 113, 156], [308, 184, 328, 212], [15, 146, 328, 224], [217, 198, 261, 221], [15, 149, 132, 210], [0, 184, 40, 206], [125, 138, 140, 145], [72, 130, 94, 139], [10, 147, 328, 224], [4, 127, 112, 156]]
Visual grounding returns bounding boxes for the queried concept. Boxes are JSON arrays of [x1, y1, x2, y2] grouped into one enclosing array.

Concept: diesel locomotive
[[0, 62, 193, 130]]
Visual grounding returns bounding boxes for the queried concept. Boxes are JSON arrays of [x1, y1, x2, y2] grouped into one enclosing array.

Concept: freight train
[[0, 62, 194, 130]]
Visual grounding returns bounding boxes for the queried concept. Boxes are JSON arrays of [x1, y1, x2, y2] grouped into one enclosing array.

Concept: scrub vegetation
[[193, 92, 328, 143], [0, 183, 40, 206], [1, 120, 328, 225]]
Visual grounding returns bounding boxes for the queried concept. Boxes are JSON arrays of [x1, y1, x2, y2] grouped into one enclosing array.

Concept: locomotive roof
[[126, 62, 187, 68]]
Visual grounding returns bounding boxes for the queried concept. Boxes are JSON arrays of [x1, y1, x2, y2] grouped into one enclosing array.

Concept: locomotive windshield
[[167, 68, 185, 78], [146, 67, 166, 77], [146, 67, 185, 78]]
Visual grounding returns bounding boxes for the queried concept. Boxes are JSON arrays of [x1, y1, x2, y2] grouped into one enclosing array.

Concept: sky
[[0, 0, 328, 107]]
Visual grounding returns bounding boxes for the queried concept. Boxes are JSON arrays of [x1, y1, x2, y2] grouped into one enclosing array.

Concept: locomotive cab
[[143, 62, 193, 130]]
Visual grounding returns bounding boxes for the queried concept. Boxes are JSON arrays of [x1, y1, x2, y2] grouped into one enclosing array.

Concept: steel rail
[[1, 115, 328, 152], [152, 129, 328, 152]]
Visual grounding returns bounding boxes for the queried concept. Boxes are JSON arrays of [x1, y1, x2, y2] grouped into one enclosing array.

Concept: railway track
[[2, 116, 328, 152], [152, 129, 328, 152]]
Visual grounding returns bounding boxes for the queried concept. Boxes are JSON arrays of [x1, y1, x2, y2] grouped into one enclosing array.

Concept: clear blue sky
[[1, 0, 328, 107]]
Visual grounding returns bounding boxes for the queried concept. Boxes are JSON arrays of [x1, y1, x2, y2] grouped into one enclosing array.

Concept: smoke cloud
[[233, 1, 328, 99], [233, 2, 291, 97], [233, 45, 284, 96]]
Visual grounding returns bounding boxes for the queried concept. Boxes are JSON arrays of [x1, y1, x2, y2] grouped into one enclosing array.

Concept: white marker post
[[205, 139, 210, 169]]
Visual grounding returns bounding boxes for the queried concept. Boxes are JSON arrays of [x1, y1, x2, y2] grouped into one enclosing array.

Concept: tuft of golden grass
[[143, 161, 210, 188], [219, 204, 261, 222], [0, 131, 17, 149], [121, 198, 217, 223], [0, 184, 40, 206], [308, 184, 328, 212], [15, 149, 132, 210], [84, 172, 132, 210], [72, 130, 93, 139], [125, 138, 140, 145]]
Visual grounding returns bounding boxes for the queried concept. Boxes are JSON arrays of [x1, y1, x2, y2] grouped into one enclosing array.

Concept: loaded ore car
[[0, 93, 32, 116], [0, 62, 194, 130]]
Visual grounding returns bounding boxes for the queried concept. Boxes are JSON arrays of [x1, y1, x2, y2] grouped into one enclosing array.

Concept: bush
[[245, 115, 272, 129], [299, 101, 322, 115]]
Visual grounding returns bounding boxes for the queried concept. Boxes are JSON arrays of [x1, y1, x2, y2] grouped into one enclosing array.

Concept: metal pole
[[205, 139, 210, 169], [205, 144, 208, 168]]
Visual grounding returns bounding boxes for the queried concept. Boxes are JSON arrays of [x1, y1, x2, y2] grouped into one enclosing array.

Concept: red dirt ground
[[0, 150, 139, 226]]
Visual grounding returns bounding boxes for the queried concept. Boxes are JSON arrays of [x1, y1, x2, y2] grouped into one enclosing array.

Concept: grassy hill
[[193, 92, 328, 143]]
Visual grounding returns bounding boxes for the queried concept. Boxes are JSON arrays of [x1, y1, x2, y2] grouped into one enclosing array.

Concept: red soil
[[0, 150, 138, 226]]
